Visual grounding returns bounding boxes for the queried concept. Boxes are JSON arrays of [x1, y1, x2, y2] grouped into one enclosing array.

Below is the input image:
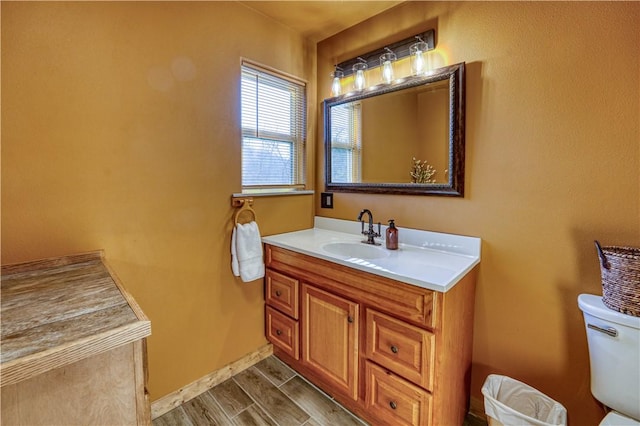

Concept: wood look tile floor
[[153, 355, 488, 426]]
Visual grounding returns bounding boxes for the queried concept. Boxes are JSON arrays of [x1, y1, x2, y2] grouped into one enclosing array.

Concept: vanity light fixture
[[380, 48, 396, 84], [410, 36, 430, 75], [352, 58, 367, 91], [330, 29, 435, 96], [330, 66, 344, 96]]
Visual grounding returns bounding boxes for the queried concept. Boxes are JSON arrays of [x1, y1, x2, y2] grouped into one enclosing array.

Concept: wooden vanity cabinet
[[264, 244, 477, 426]]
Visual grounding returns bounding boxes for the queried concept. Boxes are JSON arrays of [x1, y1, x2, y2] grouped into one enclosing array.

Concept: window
[[241, 61, 306, 189], [330, 102, 362, 183]]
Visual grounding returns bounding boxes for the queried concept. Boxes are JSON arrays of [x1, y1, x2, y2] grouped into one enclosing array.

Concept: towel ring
[[234, 200, 257, 226]]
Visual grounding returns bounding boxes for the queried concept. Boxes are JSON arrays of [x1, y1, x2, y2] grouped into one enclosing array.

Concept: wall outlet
[[321, 192, 333, 209]]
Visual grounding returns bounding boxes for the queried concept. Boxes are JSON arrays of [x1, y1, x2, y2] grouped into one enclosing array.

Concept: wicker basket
[[595, 241, 640, 317]]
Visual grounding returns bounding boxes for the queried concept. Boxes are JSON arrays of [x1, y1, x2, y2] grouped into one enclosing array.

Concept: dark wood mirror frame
[[324, 62, 465, 196]]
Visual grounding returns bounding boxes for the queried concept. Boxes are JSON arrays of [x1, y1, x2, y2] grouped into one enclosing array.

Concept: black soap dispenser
[[386, 219, 398, 250]]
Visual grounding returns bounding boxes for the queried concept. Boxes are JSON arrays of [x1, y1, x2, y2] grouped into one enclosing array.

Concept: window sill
[[233, 189, 315, 198]]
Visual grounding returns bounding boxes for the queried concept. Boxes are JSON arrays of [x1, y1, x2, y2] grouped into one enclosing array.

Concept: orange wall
[[317, 2, 639, 425], [1, 2, 315, 400]]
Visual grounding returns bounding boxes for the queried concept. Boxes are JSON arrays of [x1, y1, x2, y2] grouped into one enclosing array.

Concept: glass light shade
[[410, 41, 430, 75], [331, 70, 344, 96], [380, 52, 396, 84], [352, 62, 367, 90]]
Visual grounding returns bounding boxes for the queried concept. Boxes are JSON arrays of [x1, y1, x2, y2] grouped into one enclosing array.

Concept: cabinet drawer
[[366, 309, 434, 390], [265, 306, 299, 360], [365, 361, 432, 426], [265, 269, 299, 319]]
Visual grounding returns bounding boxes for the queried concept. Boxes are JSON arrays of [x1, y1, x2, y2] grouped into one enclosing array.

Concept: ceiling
[[238, 1, 404, 42]]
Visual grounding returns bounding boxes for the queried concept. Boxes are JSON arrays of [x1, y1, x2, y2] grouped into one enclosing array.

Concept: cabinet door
[[301, 284, 359, 400]]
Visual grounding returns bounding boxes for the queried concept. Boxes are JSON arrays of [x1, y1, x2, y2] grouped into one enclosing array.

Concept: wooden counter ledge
[[0, 251, 151, 387]]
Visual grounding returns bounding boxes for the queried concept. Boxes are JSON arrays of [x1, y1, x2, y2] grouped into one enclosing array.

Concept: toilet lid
[[601, 411, 640, 426]]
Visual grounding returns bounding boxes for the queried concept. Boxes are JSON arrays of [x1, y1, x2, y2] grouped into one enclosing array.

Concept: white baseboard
[[150, 343, 273, 419]]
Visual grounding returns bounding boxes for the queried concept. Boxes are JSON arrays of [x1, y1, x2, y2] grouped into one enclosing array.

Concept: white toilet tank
[[578, 294, 640, 421]]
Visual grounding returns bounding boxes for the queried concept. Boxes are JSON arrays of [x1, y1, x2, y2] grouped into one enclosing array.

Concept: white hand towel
[[231, 225, 240, 277], [232, 221, 265, 282]]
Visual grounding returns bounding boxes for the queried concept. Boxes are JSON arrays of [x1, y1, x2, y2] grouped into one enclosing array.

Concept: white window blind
[[330, 102, 362, 183], [241, 62, 306, 188]]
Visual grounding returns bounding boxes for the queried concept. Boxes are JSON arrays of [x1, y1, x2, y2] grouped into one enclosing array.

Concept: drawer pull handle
[[390, 345, 399, 354], [389, 401, 397, 410], [347, 316, 354, 323], [276, 329, 282, 336], [275, 290, 282, 297]]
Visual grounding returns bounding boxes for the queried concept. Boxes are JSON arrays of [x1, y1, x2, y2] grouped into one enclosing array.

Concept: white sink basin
[[322, 242, 389, 259]]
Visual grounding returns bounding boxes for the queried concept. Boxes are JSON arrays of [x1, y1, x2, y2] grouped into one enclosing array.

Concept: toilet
[[578, 294, 640, 425]]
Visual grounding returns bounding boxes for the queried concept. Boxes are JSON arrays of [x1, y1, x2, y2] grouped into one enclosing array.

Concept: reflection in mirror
[[324, 62, 465, 196], [331, 79, 449, 184]]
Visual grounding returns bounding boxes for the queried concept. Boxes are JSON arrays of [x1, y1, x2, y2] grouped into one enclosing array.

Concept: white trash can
[[481, 374, 567, 426]]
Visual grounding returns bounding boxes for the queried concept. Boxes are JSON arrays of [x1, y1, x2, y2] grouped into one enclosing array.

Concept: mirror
[[324, 62, 465, 196]]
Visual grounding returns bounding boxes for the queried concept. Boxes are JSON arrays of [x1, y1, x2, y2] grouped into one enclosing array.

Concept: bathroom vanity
[[1, 251, 151, 425], [263, 218, 480, 426]]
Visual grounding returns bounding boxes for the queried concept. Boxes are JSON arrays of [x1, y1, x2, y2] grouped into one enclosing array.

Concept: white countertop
[[262, 217, 481, 292]]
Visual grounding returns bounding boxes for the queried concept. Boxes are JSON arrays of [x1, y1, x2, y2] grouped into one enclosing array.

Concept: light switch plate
[[321, 192, 333, 209]]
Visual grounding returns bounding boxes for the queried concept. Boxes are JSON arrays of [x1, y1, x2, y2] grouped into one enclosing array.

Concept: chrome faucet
[[357, 209, 381, 245]]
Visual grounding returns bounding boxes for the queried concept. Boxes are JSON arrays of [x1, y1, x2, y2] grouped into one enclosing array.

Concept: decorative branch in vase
[[410, 157, 436, 183]]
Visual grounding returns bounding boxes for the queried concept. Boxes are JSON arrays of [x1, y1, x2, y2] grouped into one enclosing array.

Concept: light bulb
[[382, 62, 393, 83], [355, 70, 365, 90], [330, 69, 343, 96], [380, 51, 396, 84], [352, 60, 367, 90], [414, 51, 425, 74], [410, 41, 429, 75], [331, 77, 341, 96]]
